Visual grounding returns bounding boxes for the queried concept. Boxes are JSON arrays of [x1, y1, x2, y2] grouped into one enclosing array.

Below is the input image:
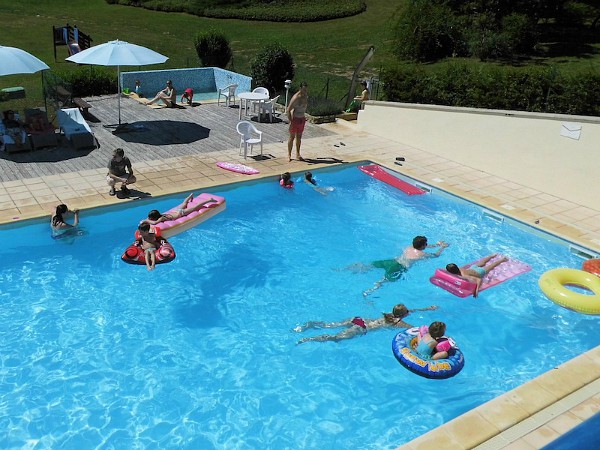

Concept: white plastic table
[[238, 92, 269, 120]]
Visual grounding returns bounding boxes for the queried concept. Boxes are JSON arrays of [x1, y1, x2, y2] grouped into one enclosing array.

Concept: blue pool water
[[1, 165, 598, 449], [543, 412, 600, 449]]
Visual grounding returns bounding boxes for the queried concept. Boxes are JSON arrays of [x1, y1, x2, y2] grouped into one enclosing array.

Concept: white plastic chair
[[236, 121, 263, 159], [251, 87, 269, 113], [218, 84, 238, 107], [259, 95, 280, 123]]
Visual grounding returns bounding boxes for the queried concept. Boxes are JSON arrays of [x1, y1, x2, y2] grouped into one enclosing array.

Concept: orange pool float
[[582, 259, 600, 278]]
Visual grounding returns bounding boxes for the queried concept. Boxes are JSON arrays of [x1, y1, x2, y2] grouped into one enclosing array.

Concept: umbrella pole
[[106, 65, 130, 133], [118, 65, 121, 125]]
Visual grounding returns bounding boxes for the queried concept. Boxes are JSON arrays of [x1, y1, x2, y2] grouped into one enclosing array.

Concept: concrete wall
[[120, 67, 251, 99], [357, 102, 600, 209]]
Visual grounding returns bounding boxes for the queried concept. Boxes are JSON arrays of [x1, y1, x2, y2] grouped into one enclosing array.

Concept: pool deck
[[1, 95, 599, 449]]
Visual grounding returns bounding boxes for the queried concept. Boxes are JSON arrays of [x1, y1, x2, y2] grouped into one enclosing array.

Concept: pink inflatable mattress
[[152, 193, 226, 239], [430, 255, 532, 298]]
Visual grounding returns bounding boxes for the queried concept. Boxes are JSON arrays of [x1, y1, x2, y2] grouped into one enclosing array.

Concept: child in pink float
[[414, 321, 451, 360], [279, 172, 294, 188]]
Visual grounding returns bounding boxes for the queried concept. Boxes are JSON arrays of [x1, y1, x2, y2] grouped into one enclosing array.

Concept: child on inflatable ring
[[414, 321, 450, 360]]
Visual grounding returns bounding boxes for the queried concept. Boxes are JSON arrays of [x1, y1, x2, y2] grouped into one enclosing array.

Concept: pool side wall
[[120, 67, 251, 99], [356, 102, 600, 210], [396, 345, 600, 449]]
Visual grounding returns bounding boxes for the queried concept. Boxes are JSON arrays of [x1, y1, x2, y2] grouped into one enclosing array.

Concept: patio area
[[0, 94, 334, 183]]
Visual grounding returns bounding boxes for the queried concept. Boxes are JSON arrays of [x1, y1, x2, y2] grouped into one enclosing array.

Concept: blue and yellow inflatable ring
[[392, 328, 465, 379]]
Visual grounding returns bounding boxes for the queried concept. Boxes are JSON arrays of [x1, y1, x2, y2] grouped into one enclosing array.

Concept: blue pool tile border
[[120, 67, 251, 98]]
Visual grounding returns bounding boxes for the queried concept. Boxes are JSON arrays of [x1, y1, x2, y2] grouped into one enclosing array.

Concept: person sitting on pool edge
[[140, 193, 218, 225], [295, 303, 438, 344], [446, 253, 508, 298], [344, 236, 449, 296], [146, 80, 177, 107]]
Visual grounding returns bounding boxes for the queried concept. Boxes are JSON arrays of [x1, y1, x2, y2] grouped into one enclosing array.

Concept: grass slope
[[0, 0, 397, 107], [0, 0, 598, 109]]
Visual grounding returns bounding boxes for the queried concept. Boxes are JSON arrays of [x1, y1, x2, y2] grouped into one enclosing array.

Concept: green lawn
[[0, 0, 398, 107], [1, 0, 598, 110]]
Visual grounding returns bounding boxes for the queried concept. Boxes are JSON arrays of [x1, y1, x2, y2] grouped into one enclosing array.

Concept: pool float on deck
[[430, 255, 531, 298], [538, 268, 600, 314], [582, 259, 600, 278], [392, 327, 464, 379], [121, 227, 176, 265], [216, 161, 259, 175], [151, 193, 226, 239]]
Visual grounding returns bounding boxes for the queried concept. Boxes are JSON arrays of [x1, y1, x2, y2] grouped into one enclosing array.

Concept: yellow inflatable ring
[[538, 268, 600, 314]]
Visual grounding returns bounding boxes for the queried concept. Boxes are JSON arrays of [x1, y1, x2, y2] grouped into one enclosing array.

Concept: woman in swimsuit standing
[[294, 304, 438, 344], [286, 82, 308, 162]]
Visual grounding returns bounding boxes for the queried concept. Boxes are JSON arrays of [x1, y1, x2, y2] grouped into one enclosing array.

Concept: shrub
[[54, 67, 117, 97], [205, 0, 366, 22], [393, 0, 463, 61], [105, 0, 366, 22], [250, 44, 295, 94], [193, 29, 232, 68], [381, 63, 600, 116], [307, 96, 342, 116]]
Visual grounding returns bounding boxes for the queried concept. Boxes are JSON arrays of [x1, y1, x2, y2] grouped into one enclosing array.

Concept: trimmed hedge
[[205, 1, 366, 22], [307, 96, 343, 116], [381, 64, 600, 117], [105, 0, 366, 22], [54, 67, 118, 97]]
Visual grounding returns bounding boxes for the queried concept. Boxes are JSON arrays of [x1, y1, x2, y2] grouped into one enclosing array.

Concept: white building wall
[[357, 102, 600, 209]]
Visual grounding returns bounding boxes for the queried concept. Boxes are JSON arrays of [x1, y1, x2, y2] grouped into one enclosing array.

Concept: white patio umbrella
[[0, 45, 49, 76], [66, 40, 168, 128]]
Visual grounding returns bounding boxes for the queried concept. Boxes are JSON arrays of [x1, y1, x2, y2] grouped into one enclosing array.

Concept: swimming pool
[[1, 165, 598, 449]]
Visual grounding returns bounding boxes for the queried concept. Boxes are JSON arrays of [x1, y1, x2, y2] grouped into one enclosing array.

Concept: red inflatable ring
[[582, 259, 600, 278]]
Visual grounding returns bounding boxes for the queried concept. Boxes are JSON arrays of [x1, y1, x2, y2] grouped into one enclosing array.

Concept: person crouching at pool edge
[[295, 303, 438, 344], [280, 172, 294, 188]]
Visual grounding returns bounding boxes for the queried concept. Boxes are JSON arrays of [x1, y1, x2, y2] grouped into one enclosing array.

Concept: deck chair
[[25, 109, 58, 149], [1, 110, 32, 153], [218, 84, 238, 107], [251, 87, 269, 113], [58, 107, 96, 150], [236, 120, 263, 159], [259, 95, 280, 123]]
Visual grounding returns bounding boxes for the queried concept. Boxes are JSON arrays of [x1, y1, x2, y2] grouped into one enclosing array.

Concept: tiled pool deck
[[1, 101, 599, 449]]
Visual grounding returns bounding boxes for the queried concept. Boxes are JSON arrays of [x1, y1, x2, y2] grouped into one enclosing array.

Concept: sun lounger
[[58, 107, 96, 150]]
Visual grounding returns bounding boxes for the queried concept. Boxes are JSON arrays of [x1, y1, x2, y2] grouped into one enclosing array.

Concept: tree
[[194, 30, 232, 69], [250, 43, 295, 94], [394, 0, 464, 61]]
